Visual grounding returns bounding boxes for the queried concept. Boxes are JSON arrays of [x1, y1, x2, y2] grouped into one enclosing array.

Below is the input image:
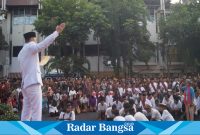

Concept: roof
[[0, 0, 39, 6]]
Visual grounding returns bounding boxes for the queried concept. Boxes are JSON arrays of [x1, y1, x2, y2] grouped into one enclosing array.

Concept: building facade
[[0, 0, 39, 78], [0, 0, 183, 78]]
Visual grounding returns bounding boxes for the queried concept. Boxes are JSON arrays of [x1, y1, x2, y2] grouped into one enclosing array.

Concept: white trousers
[[21, 84, 42, 121]]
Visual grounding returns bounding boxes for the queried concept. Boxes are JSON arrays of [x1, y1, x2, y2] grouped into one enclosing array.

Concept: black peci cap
[[23, 32, 36, 41]]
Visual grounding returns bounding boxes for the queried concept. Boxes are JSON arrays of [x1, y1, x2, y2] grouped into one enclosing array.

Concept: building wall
[[9, 6, 37, 72], [1, 0, 182, 75], [0, 50, 9, 77], [85, 29, 98, 45], [0, 11, 10, 77], [0, 15, 11, 44], [0, 0, 39, 6], [86, 56, 113, 72]]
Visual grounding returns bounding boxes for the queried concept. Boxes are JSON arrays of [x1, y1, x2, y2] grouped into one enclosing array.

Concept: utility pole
[[160, 0, 166, 20], [97, 37, 100, 76]]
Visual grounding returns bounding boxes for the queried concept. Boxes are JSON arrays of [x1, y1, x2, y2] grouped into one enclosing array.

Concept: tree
[[0, 27, 8, 50], [35, 0, 109, 49], [44, 57, 63, 74], [91, 0, 154, 76], [159, 1, 200, 72], [45, 55, 90, 77], [0, 104, 19, 120], [34, 0, 109, 76]]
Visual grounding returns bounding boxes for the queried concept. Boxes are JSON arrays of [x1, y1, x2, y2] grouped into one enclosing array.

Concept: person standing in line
[[18, 23, 65, 121], [182, 79, 195, 120]]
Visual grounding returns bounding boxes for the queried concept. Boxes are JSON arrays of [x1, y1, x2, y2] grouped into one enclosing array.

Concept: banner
[[0, 121, 199, 135]]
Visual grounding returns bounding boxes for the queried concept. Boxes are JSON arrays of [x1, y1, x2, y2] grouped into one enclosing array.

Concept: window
[[85, 45, 98, 56], [13, 9, 19, 16], [25, 8, 31, 16], [13, 46, 23, 57], [19, 9, 24, 16], [31, 8, 37, 15], [13, 8, 37, 25]]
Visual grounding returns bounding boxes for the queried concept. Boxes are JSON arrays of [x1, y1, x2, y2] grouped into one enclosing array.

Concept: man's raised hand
[[56, 23, 66, 33]]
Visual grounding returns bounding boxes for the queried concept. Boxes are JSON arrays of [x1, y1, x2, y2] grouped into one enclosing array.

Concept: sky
[[171, 0, 180, 4]]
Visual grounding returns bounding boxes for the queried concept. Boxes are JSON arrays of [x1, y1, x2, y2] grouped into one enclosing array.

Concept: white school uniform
[[161, 110, 175, 121]]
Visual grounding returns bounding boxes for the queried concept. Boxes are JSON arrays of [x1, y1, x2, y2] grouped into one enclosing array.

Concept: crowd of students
[[0, 74, 200, 121]]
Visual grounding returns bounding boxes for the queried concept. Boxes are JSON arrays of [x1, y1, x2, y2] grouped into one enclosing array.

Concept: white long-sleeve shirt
[[18, 31, 59, 89], [113, 101, 123, 110], [98, 103, 107, 111], [194, 96, 200, 112], [170, 100, 182, 111], [149, 82, 158, 93], [105, 107, 115, 118], [106, 95, 113, 107], [118, 87, 125, 97], [49, 105, 58, 113], [161, 110, 175, 121], [134, 112, 149, 121], [80, 97, 89, 104], [59, 111, 75, 121], [159, 82, 168, 91]]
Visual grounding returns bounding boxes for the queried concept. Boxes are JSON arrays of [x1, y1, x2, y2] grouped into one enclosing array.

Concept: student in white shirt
[[172, 78, 179, 91], [119, 101, 131, 116], [113, 116, 126, 121], [118, 84, 125, 97], [144, 100, 161, 121], [147, 93, 156, 108], [149, 79, 158, 93], [113, 97, 123, 110], [59, 103, 75, 121], [138, 92, 148, 111], [139, 83, 146, 92], [134, 112, 149, 121], [105, 104, 119, 120], [97, 99, 107, 120], [127, 84, 132, 93], [53, 91, 61, 106], [125, 115, 136, 121], [49, 100, 59, 117], [159, 78, 168, 92], [162, 93, 173, 109], [80, 94, 89, 112], [170, 96, 182, 120], [69, 88, 76, 101], [194, 92, 200, 117], [159, 103, 175, 121], [106, 91, 113, 107]]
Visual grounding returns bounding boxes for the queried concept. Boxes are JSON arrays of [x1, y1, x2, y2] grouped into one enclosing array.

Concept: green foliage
[[35, 0, 154, 76], [160, 1, 200, 70], [0, 27, 8, 50], [0, 104, 19, 121], [44, 57, 63, 74], [45, 55, 90, 77], [34, 0, 109, 47], [91, 0, 154, 76], [35, 0, 109, 75]]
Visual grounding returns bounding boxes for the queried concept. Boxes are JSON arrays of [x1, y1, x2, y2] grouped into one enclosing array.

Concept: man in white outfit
[[18, 23, 65, 121]]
